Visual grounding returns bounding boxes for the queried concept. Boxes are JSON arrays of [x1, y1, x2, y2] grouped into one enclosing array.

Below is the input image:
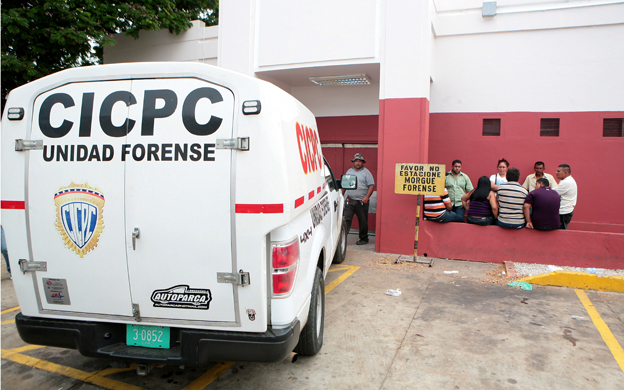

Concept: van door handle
[[132, 227, 140, 250]]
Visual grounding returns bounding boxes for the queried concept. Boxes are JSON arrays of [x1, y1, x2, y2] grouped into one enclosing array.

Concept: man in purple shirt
[[523, 178, 561, 230]]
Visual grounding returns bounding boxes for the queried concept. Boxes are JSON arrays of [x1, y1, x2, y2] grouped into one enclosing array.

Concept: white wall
[[255, 0, 378, 69], [378, 0, 433, 100], [101, 1, 624, 116], [291, 84, 380, 117], [430, 6, 624, 113], [218, 0, 256, 75], [104, 21, 218, 65]]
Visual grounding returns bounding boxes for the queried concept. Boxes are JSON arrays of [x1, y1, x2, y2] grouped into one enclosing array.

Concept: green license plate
[[126, 324, 170, 349]]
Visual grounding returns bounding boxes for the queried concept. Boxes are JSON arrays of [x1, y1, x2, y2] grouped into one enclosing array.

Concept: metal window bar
[[482, 118, 501, 136], [540, 118, 560, 137], [603, 118, 624, 137]]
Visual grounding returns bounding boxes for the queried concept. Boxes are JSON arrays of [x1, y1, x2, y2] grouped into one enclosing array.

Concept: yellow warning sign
[[395, 163, 446, 195]]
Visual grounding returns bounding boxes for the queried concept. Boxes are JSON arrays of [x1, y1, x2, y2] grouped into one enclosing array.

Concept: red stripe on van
[[308, 190, 315, 200], [1, 201, 25, 210], [295, 196, 305, 208], [236, 204, 284, 214], [317, 186, 321, 194]]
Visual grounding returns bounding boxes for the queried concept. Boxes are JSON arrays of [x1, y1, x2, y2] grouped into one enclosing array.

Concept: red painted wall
[[376, 98, 430, 255], [429, 111, 624, 225], [318, 110, 624, 257], [317, 116, 379, 144], [418, 221, 624, 269], [319, 116, 379, 232]]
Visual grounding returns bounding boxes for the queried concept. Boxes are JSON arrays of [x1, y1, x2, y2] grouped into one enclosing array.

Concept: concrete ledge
[[418, 220, 624, 269], [521, 271, 624, 293], [569, 221, 624, 234]]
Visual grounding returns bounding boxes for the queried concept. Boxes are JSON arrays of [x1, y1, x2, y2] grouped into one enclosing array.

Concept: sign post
[[394, 163, 446, 260]]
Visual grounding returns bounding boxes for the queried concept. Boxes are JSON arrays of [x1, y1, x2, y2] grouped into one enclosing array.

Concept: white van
[[1, 62, 355, 365]]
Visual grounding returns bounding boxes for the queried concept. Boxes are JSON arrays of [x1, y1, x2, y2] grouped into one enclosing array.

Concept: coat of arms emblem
[[54, 183, 105, 258]]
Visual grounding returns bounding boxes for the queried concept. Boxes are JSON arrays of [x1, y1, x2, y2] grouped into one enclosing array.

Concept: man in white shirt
[[554, 164, 578, 229]]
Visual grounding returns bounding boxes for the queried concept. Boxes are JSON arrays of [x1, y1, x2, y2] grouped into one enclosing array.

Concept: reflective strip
[[236, 187, 320, 214], [235, 204, 284, 214], [1, 201, 25, 210]]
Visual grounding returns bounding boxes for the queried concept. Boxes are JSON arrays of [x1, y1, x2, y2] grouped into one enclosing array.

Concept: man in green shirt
[[444, 159, 473, 220]]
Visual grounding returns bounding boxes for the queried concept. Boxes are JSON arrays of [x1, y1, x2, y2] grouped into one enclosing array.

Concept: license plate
[[126, 324, 170, 349]]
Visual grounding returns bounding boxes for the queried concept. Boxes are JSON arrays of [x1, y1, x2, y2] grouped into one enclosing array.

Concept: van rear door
[[124, 78, 237, 324], [27, 80, 134, 316], [27, 77, 238, 325]]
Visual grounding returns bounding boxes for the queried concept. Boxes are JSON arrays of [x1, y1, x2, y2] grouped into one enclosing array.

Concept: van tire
[[294, 267, 324, 356], [332, 220, 347, 264]]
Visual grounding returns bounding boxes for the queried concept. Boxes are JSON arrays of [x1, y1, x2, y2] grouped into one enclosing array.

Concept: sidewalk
[[349, 232, 624, 293]]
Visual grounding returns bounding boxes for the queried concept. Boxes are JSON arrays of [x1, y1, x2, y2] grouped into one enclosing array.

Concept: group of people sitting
[[423, 159, 578, 230]]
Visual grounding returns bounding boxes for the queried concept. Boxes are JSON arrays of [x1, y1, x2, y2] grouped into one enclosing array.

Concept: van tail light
[[271, 237, 300, 297]]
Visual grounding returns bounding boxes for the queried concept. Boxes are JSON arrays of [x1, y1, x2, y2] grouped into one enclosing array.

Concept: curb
[[520, 271, 624, 293]]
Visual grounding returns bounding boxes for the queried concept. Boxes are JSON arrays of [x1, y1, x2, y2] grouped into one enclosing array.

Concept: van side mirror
[[339, 174, 357, 190]]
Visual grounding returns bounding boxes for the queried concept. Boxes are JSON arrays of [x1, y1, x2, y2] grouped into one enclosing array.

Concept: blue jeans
[[467, 215, 494, 226], [429, 210, 464, 223], [1, 226, 9, 274], [496, 220, 526, 229], [452, 206, 465, 220]]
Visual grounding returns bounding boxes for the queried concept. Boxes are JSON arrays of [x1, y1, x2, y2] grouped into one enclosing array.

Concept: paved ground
[[2, 236, 623, 389]]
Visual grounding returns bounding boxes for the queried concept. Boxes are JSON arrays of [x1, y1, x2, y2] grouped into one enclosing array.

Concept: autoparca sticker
[[151, 285, 212, 310], [54, 182, 105, 258]]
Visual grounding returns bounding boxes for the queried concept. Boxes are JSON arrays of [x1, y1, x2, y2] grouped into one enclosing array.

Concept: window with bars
[[540, 118, 560, 137], [603, 118, 624, 137], [482, 119, 501, 136]]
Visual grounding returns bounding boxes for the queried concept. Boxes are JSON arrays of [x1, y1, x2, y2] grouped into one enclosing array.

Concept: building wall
[[103, 21, 218, 65], [101, 0, 624, 255], [429, 111, 624, 225], [428, 8, 624, 226], [255, 0, 378, 68]]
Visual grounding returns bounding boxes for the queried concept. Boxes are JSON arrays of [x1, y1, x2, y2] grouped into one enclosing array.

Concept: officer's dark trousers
[[344, 199, 369, 241]]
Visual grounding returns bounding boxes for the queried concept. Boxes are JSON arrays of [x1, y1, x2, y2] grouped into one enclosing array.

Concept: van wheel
[[332, 220, 347, 264], [294, 267, 324, 356]]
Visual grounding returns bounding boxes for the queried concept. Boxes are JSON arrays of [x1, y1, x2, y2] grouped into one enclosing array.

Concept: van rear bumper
[[15, 313, 300, 365]]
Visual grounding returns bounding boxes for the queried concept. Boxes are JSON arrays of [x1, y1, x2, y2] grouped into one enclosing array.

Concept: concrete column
[[217, 0, 256, 75], [376, 0, 432, 254]]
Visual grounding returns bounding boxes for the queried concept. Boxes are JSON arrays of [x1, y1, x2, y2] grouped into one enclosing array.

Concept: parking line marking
[[182, 362, 236, 390], [1, 319, 16, 325], [1, 306, 20, 315], [325, 265, 360, 294], [575, 289, 624, 374], [182, 264, 360, 389], [328, 265, 350, 272], [1, 349, 147, 390], [1, 267, 360, 389], [7, 345, 44, 353]]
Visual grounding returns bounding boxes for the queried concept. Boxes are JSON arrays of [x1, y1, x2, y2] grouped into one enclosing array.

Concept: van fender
[[297, 223, 327, 328]]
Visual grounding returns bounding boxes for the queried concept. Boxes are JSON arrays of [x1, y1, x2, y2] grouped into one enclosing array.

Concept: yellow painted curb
[[520, 271, 624, 293]]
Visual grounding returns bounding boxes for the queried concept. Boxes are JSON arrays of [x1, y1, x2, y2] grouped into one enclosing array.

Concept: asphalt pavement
[[2, 236, 623, 389]]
